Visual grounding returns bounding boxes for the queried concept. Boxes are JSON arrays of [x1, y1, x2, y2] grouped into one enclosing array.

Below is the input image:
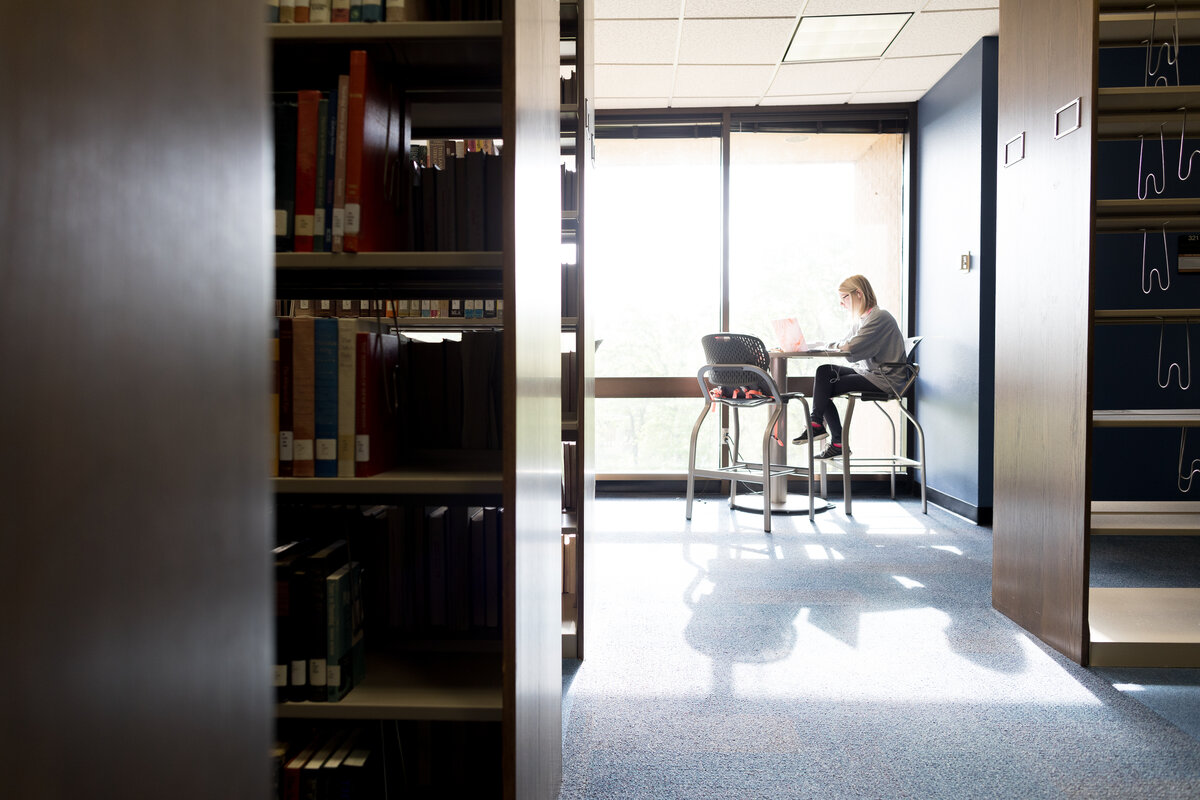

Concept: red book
[[355, 331, 399, 477], [344, 50, 399, 252], [293, 89, 321, 253]]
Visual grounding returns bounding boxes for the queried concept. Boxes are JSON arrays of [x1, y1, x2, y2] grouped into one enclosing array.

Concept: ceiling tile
[[678, 18, 797, 65], [594, 0, 681, 19], [850, 89, 926, 103], [595, 97, 673, 109], [673, 64, 777, 97], [801, 0, 923, 15], [885, 9, 999, 58], [759, 93, 852, 105], [767, 59, 881, 95], [670, 96, 761, 107], [859, 54, 961, 92], [595, 19, 680, 64], [684, 0, 805, 17], [594, 64, 677, 97]]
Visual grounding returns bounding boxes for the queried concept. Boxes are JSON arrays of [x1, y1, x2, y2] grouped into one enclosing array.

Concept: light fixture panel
[[783, 13, 912, 63]]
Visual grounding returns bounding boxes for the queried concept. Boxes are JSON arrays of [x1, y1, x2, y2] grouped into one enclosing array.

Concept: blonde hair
[[839, 274, 878, 315]]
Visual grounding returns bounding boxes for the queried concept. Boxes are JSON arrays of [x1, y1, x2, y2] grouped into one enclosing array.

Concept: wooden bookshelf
[[270, 4, 563, 796]]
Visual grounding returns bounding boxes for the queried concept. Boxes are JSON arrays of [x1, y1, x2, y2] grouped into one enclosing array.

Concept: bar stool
[[685, 333, 816, 532], [820, 336, 927, 515]]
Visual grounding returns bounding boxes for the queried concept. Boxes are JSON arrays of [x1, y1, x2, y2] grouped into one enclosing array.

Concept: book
[[385, 0, 407, 21], [483, 507, 501, 627], [336, 317, 358, 477], [299, 539, 349, 701], [446, 505, 471, 630], [278, 317, 295, 477], [301, 730, 349, 799], [362, 0, 382, 21], [309, 0, 331, 22], [293, 89, 321, 253], [332, 0, 350, 22], [294, 0, 310, 23], [323, 729, 363, 794], [355, 331, 400, 477], [270, 319, 279, 477], [436, 154, 456, 251], [280, 0, 296, 23], [465, 149, 486, 250], [324, 562, 354, 701], [313, 317, 339, 478], [273, 539, 319, 702], [344, 49, 399, 252], [349, 561, 367, 686], [313, 96, 328, 253], [469, 507, 486, 626], [273, 95, 297, 252], [332, 74, 349, 253], [426, 506, 448, 627], [484, 151, 502, 250], [282, 738, 321, 800], [268, 0, 280, 23], [349, 0, 362, 21], [291, 316, 316, 477]]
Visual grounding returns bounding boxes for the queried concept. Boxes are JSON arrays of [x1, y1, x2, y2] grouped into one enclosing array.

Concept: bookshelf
[[559, 0, 594, 661], [269, 3, 563, 797], [994, 0, 1200, 668]]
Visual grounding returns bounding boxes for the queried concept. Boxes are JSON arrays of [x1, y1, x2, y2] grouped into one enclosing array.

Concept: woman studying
[[792, 274, 906, 460]]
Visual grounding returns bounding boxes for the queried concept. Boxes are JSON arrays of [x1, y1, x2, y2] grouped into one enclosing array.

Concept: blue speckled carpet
[[561, 495, 1200, 799]]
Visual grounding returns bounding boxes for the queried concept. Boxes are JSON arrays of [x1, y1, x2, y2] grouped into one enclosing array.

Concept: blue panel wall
[[914, 37, 997, 519], [1093, 45, 1200, 501]]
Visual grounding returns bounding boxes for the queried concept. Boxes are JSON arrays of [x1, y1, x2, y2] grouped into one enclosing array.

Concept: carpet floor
[[560, 494, 1200, 799]]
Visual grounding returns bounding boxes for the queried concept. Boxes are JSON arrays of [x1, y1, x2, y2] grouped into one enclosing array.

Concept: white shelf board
[[1089, 587, 1200, 667], [1092, 408, 1200, 426], [277, 651, 502, 721], [1091, 500, 1200, 534]]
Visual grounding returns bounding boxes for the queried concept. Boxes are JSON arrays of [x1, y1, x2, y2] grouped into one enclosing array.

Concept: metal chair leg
[[842, 396, 856, 515], [685, 400, 711, 520]]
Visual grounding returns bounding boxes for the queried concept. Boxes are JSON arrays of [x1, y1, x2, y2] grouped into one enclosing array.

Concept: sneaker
[[792, 422, 828, 445], [815, 443, 849, 460]]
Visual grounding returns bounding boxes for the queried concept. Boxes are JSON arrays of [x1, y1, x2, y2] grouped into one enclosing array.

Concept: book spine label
[[313, 318, 339, 477]]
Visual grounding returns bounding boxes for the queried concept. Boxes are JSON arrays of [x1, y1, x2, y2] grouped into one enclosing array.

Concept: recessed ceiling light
[[783, 13, 912, 63]]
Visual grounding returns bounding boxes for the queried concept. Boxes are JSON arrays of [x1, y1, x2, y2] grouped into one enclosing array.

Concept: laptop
[[771, 318, 841, 354]]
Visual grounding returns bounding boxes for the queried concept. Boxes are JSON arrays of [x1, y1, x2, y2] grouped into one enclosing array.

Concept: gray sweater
[[834, 307, 907, 391]]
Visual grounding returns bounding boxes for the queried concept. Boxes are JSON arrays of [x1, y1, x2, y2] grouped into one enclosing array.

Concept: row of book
[[271, 323, 506, 478], [562, 261, 580, 317], [561, 163, 579, 212], [274, 720, 501, 799], [562, 441, 579, 514], [285, 297, 503, 320], [560, 71, 579, 106], [274, 537, 367, 704], [268, 0, 501, 23], [273, 50, 402, 254]]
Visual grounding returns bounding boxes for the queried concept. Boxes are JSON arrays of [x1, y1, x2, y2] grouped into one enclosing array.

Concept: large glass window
[[590, 121, 909, 476], [728, 132, 906, 463]]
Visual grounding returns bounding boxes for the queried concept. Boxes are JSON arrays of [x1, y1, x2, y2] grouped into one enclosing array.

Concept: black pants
[[810, 364, 878, 444]]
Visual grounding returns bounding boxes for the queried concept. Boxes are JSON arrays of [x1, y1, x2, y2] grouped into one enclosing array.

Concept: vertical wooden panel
[[0, 1, 271, 798], [992, 0, 1096, 663], [504, 0, 564, 798], [576, 0, 596, 661]]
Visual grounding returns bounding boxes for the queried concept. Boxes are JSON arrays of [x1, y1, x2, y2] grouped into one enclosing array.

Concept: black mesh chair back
[[701, 333, 773, 395]]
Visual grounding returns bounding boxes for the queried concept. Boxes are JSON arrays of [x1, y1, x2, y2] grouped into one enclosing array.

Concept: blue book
[[313, 317, 339, 477], [362, 0, 382, 22]]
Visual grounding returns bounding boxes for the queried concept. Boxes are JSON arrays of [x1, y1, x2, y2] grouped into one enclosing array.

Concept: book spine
[[332, 74, 349, 253], [309, 0, 331, 22], [349, 0, 362, 24], [278, 317, 294, 477], [343, 52, 367, 252], [336, 318, 357, 477], [313, 317, 339, 478], [280, 0, 295, 23], [332, 0, 350, 22], [323, 86, 337, 252], [294, 0, 310, 23], [293, 89, 321, 253], [270, 320, 279, 477], [268, 0, 280, 23], [385, 0, 406, 21], [312, 96, 328, 253], [273, 97, 297, 252], [362, 0, 383, 22], [325, 564, 353, 701], [291, 316, 316, 477]]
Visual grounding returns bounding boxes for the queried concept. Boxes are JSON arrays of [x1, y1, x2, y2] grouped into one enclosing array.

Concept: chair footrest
[[690, 464, 800, 482], [818, 456, 921, 472]]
